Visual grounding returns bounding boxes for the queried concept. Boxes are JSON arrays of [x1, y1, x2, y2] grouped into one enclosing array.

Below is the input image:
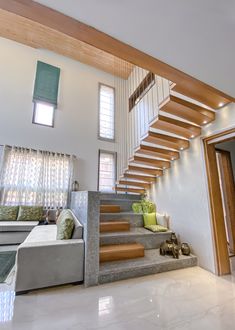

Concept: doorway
[[203, 128, 235, 275]]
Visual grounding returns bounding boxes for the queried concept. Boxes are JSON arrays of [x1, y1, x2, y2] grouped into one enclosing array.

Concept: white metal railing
[[116, 66, 171, 180]]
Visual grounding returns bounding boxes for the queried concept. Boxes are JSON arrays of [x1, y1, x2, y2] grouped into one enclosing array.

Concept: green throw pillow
[[143, 212, 157, 226], [132, 202, 143, 213], [56, 210, 75, 240], [17, 206, 44, 221], [141, 201, 156, 213], [145, 224, 168, 232], [0, 206, 19, 221]]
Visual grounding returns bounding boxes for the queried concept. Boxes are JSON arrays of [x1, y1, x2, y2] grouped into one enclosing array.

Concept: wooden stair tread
[[127, 165, 163, 176], [100, 221, 130, 233], [100, 243, 145, 262], [100, 205, 121, 213], [151, 115, 201, 139], [123, 173, 156, 183], [160, 95, 215, 126], [118, 180, 151, 189], [131, 155, 171, 169], [115, 187, 146, 194], [144, 131, 190, 150], [136, 145, 180, 161]]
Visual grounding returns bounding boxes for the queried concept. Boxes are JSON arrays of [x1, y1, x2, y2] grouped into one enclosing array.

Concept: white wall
[[152, 103, 235, 273], [0, 37, 120, 191]]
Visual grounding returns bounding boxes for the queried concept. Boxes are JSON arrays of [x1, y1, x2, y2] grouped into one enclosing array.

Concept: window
[[98, 84, 115, 141], [32, 61, 60, 127], [33, 101, 55, 127], [98, 151, 116, 192], [0, 146, 74, 208]]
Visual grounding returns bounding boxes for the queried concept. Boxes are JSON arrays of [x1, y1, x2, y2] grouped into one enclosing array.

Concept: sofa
[[0, 208, 58, 245], [0, 206, 85, 294]]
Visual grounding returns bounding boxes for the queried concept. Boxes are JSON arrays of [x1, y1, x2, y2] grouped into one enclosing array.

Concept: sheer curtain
[[0, 146, 74, 208]]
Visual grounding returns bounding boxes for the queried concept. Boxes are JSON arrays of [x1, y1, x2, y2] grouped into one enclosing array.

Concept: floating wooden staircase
[[115, 91, 221, 194]]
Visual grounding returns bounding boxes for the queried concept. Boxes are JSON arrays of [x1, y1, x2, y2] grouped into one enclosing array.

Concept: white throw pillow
[[157, 213, 170, 229]]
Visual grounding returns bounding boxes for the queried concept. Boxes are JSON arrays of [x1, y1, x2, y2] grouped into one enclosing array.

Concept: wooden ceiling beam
[[0, 0, 234, 107]]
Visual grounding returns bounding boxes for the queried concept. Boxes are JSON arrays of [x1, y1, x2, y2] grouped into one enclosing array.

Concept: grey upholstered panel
[[0, 232, 29, 245], [70, 210, 83, 239], [0, 221, 39, 232], [22, 225, 57, 243], [15, 239, 84, 293]]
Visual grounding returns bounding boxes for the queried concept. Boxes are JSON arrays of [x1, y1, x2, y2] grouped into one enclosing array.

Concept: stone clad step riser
[[99, 253, 198, 284], [100, 213, 144, 227], [100, 193, 141, 201], [100, 232, 172, 249], [100, 199, 139, 212]]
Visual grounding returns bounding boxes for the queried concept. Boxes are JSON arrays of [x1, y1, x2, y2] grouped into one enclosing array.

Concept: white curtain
[[0, 146, 74, 208]]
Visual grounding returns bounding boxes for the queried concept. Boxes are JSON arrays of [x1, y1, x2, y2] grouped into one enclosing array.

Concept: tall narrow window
[[32, 61, 60, 127], [98, 151, 116, 192], [98, 84, 115, 141]]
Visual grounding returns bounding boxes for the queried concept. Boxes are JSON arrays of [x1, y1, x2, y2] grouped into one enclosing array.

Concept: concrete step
[[99, 248, 198, 284], [100, 221, 130, 233], [100, 212, 144, 227], [100, 205, 121, 213], [100, 227, 172, 249], [100, 199, 140, 212], [100, 243, 145, 262], [99, 193, 141, 201]]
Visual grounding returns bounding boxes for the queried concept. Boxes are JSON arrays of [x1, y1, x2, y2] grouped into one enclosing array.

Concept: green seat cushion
[[17, 206, 44, 221], [132, 202, 143, 213], [0, 206, 19, 221], [145, 224, 168, 232], [56, 209, 75, 240], [141, 201, 156, 213], [143, 212, 157, 226]]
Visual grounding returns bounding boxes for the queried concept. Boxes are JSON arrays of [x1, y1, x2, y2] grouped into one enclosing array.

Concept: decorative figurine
[[160, 240, 180, 259], [170, 232, 178, 245], [181, 243, 191, 256]]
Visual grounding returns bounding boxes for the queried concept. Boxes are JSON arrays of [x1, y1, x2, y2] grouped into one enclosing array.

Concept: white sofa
[[14, 210, 84, 294]]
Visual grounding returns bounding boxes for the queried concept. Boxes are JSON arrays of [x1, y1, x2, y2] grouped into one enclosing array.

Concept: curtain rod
[[0, 144, 77, 158]]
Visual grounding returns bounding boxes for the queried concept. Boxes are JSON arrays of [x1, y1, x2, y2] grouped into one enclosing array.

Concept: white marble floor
[[1, 266, 235, 330]]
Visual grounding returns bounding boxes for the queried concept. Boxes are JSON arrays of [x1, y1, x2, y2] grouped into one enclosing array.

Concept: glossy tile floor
[[1, 266, 235, 330]]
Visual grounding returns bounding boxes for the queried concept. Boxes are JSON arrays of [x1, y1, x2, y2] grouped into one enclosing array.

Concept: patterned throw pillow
[[56, 210, 75, 240], [132, 202, 143, 213], [0, 206, 19, 221], [17, 206, 44, 221]]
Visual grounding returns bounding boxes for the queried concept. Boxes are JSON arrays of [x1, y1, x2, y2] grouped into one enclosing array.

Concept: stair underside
[[115, 187, 145, 194], [100, 243, 145, 262], [130, 155, 171, 169], [118, 180, 151, 189], [151, 114, 201, 139], [144, 131, 190, 150], [127, 165, 163, 176], [100, 221, 130, 232], [160, 95, 215, 126], [122, 173, 156, 183], [136, 145, 180, 161], [99, 248, 198, 284]]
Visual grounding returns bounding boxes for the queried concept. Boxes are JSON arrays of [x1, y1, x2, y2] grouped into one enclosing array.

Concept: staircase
[[99, 193, 197, 284], [115, 91, 217, 194]]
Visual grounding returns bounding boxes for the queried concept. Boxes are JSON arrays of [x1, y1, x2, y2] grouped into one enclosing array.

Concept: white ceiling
[[35, 0, 235, 96]]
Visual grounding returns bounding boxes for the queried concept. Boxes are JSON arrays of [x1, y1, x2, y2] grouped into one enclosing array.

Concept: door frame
[[203, 127, 235, 275]]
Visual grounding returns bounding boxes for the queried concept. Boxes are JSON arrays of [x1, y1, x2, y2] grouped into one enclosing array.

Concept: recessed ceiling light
[[180, 147, 184, 150], [171, 157, 175, 160], [191, 135, 195, 138], [203, 120, 207, 124], [218, 102, 224, 107], [163, 167, 166, 170]]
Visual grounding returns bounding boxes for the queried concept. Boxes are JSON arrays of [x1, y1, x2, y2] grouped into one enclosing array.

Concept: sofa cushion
[[143, 212, 157, 226], [56, 210, 75, 240], [23, 225, 57, 243], [145, 224, 168, 232], [17, 206, 44, 222], [0, 206, 19, 221], [0, 221, 39, 232]]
